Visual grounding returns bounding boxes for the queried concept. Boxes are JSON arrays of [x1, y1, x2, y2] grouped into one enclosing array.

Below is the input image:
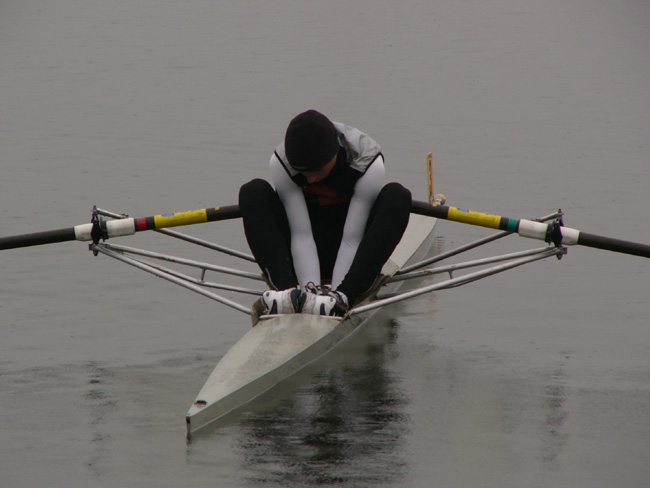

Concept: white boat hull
[[186, 214, 436, 433], [186, 313, 362, 432]]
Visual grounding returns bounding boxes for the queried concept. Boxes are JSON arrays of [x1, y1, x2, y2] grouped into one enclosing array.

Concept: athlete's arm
[[331, 156, 385, 289], [269, 154, 321, 287]]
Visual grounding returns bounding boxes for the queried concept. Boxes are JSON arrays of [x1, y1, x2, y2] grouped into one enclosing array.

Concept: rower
[[239, 110, 412, 316]]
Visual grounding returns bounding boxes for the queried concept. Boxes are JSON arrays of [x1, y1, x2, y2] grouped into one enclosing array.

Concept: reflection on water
[[232, 318, 409, 486], [539, 368, 568, 471], [82, 361, 118, 478]]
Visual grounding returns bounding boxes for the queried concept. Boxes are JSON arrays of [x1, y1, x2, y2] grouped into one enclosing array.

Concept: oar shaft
[[411, 200, 650, 258], [410, 200, 520, 232], [0, 227, 77, 249], [0, 205, 242, 250], [577, 232, 650, 258], [130, 205, 241, 232]]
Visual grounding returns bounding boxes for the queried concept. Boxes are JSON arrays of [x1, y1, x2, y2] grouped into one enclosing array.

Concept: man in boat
[[239, 109, 411, 316]]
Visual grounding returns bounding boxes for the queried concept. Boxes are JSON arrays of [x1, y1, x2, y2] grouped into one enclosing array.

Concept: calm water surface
[[2, 1, 649, 487]]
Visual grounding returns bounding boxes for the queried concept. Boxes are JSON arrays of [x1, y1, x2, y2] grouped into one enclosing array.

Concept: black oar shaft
[[577, 232, 650, 258], [0, 227, 77, 250]]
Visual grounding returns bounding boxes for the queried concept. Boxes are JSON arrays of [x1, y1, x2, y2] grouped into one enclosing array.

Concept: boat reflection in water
[[236, 314, 408, 486]]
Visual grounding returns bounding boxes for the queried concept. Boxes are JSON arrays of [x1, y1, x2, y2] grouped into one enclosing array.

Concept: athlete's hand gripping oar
[[0, 205, 241, 250], [410, 200, 650, 258]]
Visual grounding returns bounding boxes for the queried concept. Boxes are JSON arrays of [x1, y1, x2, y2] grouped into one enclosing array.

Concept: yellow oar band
[[448, 207, 503, 229], [153, 209, 209, 228]]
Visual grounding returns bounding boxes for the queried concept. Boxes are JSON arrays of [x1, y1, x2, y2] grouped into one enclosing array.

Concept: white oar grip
[[559, 227, 580, 246], [73, 219, 136, 241], [517, 220, 548, 241], [73, 223, 94, 241], [106, 219, 136, 238], [518, 220, 580, 246]]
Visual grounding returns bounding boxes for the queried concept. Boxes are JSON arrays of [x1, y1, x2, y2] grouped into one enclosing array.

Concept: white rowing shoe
[[261, 288, 347, 316]]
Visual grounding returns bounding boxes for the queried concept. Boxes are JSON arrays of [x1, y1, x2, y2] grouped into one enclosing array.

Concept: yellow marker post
[[426, 152, 434, 204]]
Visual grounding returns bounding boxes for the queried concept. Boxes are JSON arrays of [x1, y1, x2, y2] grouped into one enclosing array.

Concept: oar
[[410, 200, 650, 258], [0, 205, 241, 250], [4, 200, 648, 258]]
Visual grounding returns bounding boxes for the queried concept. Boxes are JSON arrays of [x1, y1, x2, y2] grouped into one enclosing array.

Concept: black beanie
[[284, 110, 339, 172]]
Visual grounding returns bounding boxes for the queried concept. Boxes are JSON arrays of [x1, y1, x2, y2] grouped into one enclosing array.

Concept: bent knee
[[380, 182, 412, 207], [239, 179, 274, 209]]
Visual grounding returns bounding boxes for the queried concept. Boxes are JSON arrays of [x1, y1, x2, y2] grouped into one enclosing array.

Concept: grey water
[[1, 1, 649, 487]]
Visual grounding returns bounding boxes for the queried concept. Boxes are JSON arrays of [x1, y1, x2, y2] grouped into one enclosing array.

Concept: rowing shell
[[185, 213, 437, 433]]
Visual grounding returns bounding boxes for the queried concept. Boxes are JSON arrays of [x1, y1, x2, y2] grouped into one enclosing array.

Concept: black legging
[[239, 179, 411, 305]]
